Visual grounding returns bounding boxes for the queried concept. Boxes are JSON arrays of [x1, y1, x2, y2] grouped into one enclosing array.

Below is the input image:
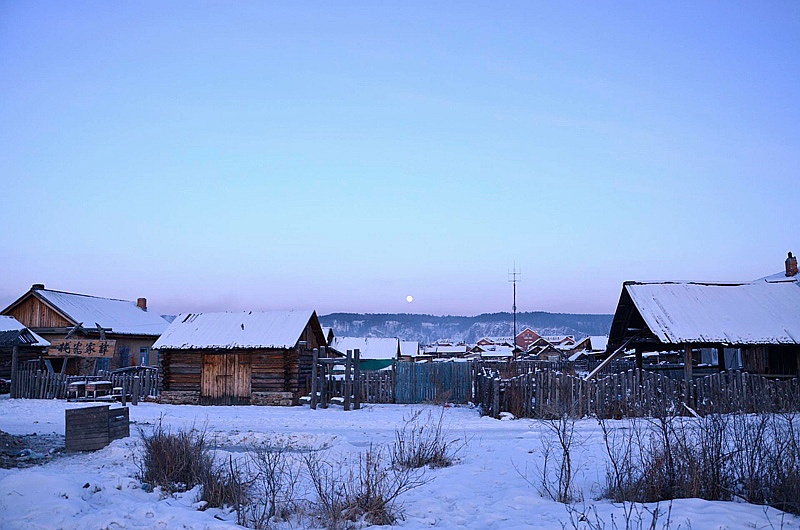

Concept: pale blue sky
[[1, 1, 798, 316]]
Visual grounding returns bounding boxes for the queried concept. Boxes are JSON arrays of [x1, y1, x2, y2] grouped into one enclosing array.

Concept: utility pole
[[509, 265, 521, 358]]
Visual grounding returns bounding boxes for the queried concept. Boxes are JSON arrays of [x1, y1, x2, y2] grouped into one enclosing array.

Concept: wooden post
[[684, 344, 693, 402], [353, 348, 361, 410], [121, 377, 127, 406], [717, 346, 726, 372], [311, 348, 318, 409], [320, 347, 328, 409], [10, 345, 19, 398], [493, 377, 500, 418], [344, 350, 352, 410], [132, 376, 140, 406]]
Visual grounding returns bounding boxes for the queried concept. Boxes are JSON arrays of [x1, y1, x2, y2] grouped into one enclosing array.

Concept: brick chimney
[[32, 283, 45, 290], [786, 252, 798, 277], [137, 297, 147, 311]]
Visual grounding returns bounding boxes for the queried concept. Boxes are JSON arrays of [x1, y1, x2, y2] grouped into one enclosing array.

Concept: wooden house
[[153, 310, 326, 405], [515, 327, 541, 350], [1, 284, 169, 375], [604, 271, 800, 380]]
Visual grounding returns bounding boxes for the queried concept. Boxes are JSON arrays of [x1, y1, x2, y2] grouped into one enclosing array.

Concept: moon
[[406, 295, 414, 303]]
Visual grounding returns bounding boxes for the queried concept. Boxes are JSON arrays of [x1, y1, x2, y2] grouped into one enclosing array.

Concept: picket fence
[[476, 367, 800, 419]]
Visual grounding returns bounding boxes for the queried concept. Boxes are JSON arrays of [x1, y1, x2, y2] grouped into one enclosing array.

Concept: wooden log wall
[[160, 351, 201, 391]]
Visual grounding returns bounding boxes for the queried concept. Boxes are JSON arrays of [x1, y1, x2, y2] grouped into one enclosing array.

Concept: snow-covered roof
[[625, 281, 800, 345], [0, 316, 50, 347], [153, 310, 317, 350], [330, 337, 399, 360], [757, 271, 798, 283], [568, 350, 587, 362], [400, 340, 419, 357], [589, 336, 608, 352], [427, 344, 469, 355], [479, 345, 514, 358], [32, 289, 169, 336]]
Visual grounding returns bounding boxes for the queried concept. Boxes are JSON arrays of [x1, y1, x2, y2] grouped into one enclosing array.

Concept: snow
[[625, 281, 800, 345], [0, 316, 50, 346], [331, 337, 399, 360], [153, 310, 316, 350], [588, 336, 608, 352], [34, 289, 169, 337], [0, 397, 798, 530], [399, 340, 419, 357]]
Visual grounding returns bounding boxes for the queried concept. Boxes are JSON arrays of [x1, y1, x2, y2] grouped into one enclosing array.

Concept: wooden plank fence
[[476, 367, 800, 419], [11, 368, 160, 402], [394, 361, 473, 404]]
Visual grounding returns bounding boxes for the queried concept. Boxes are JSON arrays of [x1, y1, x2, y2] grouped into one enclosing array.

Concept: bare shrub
[[241, 443, 303, 529], [517, 411, 582, 504], [138, 419, 247, 509], [392, 408, 464, 469], [305, 444, 429, 529], [761, 413, 800, 515], [600, 411, 800, 516], [563, 501, 676, 530]]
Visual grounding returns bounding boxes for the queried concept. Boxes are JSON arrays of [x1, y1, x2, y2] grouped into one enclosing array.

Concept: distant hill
[[318, 312, 613, 345]]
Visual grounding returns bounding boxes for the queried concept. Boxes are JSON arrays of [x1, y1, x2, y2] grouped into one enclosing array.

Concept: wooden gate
[[201, 353, 251, 405]]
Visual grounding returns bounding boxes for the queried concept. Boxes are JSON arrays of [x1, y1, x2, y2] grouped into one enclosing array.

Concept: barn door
[[201, 353, 251, 405]]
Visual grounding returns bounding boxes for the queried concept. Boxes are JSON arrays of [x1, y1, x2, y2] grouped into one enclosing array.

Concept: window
[[140, 347, 149, 366]]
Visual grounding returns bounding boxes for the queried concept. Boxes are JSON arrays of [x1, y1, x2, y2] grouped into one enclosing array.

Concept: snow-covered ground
[[0, 396, 797, 530]]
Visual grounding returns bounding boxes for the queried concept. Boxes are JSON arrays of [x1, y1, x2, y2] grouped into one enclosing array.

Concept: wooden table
[[86, 380, 113, 400]]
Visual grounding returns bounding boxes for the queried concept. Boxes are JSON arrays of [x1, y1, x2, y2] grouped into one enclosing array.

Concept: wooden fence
[[360, 370, 394, 403], [476, 367, 800, 419], [11, 368, 160, 402], [394, 361, 473, 404]]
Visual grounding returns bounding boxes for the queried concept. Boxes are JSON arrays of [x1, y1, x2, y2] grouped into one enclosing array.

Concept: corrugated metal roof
[[36, 289, 169, 336], [0, 315, 50, 346], [153, 310, 316, 350], [625, 280, 800, 345], [331, 337, 399, 360]]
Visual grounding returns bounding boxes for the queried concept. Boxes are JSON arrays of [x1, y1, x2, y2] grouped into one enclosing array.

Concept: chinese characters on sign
[[49, 339, 116, 358]]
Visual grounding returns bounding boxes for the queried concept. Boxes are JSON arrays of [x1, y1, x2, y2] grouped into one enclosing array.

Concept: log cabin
[[153, 310, 327, 405], [1, 284, 169, 375], [604, 260, 800, 381]]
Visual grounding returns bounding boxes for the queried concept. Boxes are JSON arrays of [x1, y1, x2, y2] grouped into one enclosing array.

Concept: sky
[[1, 1, 798, 317]]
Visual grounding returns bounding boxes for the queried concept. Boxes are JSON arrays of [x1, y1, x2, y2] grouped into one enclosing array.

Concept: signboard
[[48, 339, 116, 358]]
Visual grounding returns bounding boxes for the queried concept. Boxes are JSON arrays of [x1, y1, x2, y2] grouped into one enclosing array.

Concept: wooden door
[[201, 353, 251, 405]]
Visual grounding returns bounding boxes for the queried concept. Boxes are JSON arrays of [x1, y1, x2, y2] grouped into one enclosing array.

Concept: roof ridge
[[39, 288, 134, 303]]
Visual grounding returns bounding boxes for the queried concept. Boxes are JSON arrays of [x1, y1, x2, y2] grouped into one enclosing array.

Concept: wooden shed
[[153, 310, 326, 406]]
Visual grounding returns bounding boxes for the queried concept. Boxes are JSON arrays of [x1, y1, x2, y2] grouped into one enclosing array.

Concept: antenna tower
[[508, 265, 521, 357]]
